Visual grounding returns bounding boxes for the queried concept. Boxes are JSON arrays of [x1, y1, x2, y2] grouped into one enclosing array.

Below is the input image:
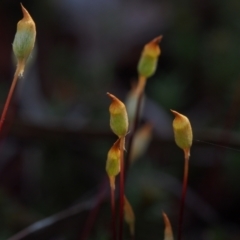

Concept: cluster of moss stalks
[[5, 4, 193, 240]]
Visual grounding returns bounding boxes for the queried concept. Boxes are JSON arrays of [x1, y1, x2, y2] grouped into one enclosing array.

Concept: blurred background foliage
[[1, 0, 240, 239]]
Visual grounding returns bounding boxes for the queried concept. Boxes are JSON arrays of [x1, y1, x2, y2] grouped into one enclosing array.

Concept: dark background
[[1, 0, 240, 239]]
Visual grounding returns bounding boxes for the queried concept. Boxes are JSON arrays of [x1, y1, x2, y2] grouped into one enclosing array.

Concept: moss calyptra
[[137, 36, 162, 78], [171, 110, 193, 154], [12, 3, 36, 76], [107, 92, 129, 138]]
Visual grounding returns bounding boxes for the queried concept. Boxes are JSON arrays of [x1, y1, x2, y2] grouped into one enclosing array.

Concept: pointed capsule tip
[[170, 109, 186, 120], [20, 3, 31, 20], [170, 109, 178, 116], [152, 35, 163, 44], [113, 138, 120, 148], [107, 92, 113, 99], [162, 211, 174, 240], [107, 92, 117, 101], [162, 211, 168, 222]]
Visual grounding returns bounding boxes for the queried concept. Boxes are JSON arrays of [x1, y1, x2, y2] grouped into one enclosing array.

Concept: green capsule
[[137, 36, 162, 78], [12, 4, 36, 75], [106, 139, 121, 177], [107, 92, 129, 138], [171, 110, 193, 154]]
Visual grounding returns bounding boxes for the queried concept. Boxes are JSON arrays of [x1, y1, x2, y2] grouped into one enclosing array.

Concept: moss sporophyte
[[107, 92, 129, 138], [171, 110, 192, 157], [13, 3, 36, 76], [106, 139, 121, 190], [0, 4, 36, 132], [137, 35, 162, 78], [171, 110, 193, 240]]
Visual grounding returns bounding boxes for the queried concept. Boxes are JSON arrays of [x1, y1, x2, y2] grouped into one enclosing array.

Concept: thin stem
[[177, 149, 190, 240], [110, 185, 117, 240], [135, 75, 146, 97], [0, 66, 21, 132], [119, 136, 125, 240], [8, 197, 97, 240], [125, 76, 146, 176]]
